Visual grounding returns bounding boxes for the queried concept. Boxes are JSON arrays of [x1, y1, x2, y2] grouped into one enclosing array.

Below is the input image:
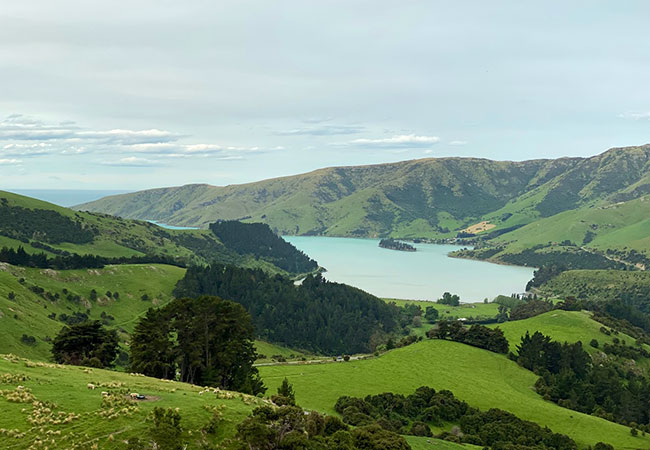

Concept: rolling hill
[[259, 338, 646, 449], [76, 144, 650, 267], [0, 190, 316, 276]]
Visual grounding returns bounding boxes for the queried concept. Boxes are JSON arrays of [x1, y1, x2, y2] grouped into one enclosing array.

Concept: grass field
[[0, 263, 304, 364], [490, 310, 644, 354], [259, 339, 647, 449], [384, 299, 500, 319], [0, 264, 186, 361], [0, 353, 260, 449], [537, 269, 650, 301]]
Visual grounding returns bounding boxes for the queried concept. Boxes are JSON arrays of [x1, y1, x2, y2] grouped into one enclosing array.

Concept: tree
[[424, 306, 439, 323], [130, 296, 266, 395], [437, 292, 460, 306], [277, 377, 296, 403], [51, 321, 118, 368], [130, 308, 176, 379]]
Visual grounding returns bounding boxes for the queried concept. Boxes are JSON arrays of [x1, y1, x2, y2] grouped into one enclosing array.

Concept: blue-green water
[[285, 236, 534, 302]]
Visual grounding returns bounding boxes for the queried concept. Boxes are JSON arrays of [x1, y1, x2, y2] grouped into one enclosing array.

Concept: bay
[[285, 236, 534, 302]]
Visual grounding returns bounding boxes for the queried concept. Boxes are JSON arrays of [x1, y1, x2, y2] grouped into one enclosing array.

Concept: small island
[[378, 238, 416, 252]]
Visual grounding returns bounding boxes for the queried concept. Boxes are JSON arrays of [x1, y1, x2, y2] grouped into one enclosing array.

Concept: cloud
[[0, 114, 276, 162], [2, 142, 52, 157], [449, 140, 468, 145], [349, 134, 440, 148], [277, 125, 363, 136], [76, 129, 180, 144], [618, 112, 650, 120], [0, 158, 22, 165], [101, 156, 162, 167]]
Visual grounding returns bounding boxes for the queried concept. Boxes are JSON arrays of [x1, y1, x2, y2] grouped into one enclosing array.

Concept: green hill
[[77, 145, 650, 267], [259, 339, 646, 448], [0, 262, 308, 364], [0, 190, 316, 276], [0, 353, 261, 449], [491, 310, 640, 354]]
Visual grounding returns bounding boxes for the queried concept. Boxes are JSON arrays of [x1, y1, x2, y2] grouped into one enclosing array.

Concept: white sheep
[[101, 391, 109, 397], [130, 393, 138, 399], [87, 383, 96, 390]]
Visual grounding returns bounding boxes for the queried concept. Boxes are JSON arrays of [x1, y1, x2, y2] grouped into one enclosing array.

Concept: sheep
[[101, 391, 109, 397], [129, 393, 139, 399], [87, 383, 96, 390]]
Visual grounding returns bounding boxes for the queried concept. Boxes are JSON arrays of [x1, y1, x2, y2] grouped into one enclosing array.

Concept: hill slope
[[259, 339, 646, 448], [0, 190, 316, 275], [77, 145, 650, 239]]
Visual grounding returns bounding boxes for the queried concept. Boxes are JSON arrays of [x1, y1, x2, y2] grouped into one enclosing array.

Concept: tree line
[[334, 386, 581, 449], [210, 220, 318, 274], [0, 200, 96, 244], [173, 264, 402, 354], [514, 331, 650, 430], [0, 246, 186, 270]]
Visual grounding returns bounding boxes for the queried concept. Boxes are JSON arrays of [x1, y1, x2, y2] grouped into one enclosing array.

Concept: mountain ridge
[[76, 145, 650, 263]]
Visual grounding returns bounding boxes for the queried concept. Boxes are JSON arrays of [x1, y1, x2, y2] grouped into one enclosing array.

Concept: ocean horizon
[[4, 189, 132, 207]]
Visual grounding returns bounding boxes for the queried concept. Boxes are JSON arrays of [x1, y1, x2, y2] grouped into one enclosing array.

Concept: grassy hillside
[[77, 146, 650, 263], [0, 190, 315, 276], [491, 310, 639, 354], [0, 353, 261, 449], [259, 340, 646, 448], [0, 262, 306, 364], [536, 269, 650, 301], [0, 263, 185, 361]]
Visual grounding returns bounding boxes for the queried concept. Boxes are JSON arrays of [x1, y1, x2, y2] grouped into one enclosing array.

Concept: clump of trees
[[437, 292, 460, 306], [0, 200, 95, 244], [235, 405, 409, 450], [210, 220, 317, 274], [515, 331, 650, 428], [51, 320, 119, 368], [334, 387, 578, 449], [130, 295, 265, 395], [173, 265, 402, 354], [427, 319, 509, 354], [0, 246, 186, 270]]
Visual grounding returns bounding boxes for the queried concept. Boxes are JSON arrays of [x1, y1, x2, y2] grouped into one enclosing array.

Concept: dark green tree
[[130, 308, 176, 379], [437, 292, 460, 306], [424, 306, 439, 323], [51, 320, 118, 368]]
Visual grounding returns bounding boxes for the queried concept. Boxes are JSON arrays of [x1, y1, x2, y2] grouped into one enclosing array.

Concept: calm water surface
[[285, 236, 534, 302]]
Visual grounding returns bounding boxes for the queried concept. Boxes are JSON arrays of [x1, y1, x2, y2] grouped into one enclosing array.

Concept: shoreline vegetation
[[379, 238, 416, 252]]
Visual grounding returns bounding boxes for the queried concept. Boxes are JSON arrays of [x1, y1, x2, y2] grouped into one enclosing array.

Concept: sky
[[1, 1, 649, 190]]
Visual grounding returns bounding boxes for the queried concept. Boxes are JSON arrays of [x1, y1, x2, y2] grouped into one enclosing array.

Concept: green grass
[[490, 310, 642, 354], [384, 299, 500, 319], [259, 339, 647, 449], [253, 341, 312, 362], [0, 353, 261, 449], [0, 262, 309, 364], [537, 269, 650, 301], [0, 263, 186, 361]]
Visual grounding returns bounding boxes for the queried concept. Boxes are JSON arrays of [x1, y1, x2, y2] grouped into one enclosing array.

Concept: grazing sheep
[[101, 391, 109, 397], [129, 393, 138, 399], [87, 383, 96, 390]]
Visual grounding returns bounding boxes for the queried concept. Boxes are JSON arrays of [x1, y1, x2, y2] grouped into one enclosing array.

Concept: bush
[[590, 338, 599, 348], [150, 407, 183, 450]]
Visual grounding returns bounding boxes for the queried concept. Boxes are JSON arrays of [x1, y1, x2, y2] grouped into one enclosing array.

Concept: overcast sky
[[1, 1, 649, 190]]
